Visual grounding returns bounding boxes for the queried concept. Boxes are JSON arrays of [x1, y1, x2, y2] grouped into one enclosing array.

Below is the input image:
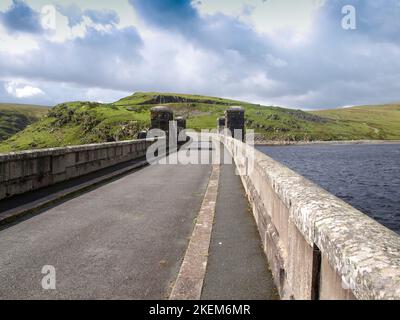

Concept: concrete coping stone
[[0, 138, 155, 162], [226, 106, 244, 112], [150, 105, 174, 113]]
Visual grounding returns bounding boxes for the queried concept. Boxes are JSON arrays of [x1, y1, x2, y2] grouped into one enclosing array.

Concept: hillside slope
[[0, 104, 49, 142], [311, 104, 400, 140], [0, 93, 399, 152]]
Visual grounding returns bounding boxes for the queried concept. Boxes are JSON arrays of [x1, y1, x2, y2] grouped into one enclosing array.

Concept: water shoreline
[[254, 140, 400, 146]]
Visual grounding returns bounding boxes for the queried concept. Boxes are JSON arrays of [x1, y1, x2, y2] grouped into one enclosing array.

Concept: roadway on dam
[[0, 146, 276, 299]]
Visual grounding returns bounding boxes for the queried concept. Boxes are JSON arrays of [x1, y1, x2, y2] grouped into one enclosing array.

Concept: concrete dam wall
[[215, 134, 400, 300], [0, 139, 154, 201]]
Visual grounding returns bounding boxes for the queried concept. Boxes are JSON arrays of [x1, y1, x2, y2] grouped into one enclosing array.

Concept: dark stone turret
[[175, 116, 188, 144], [175, 117, 186, 131], [225, 106, 245, 141], [217, 117, 225, 133], [150, 106, 174, 132]]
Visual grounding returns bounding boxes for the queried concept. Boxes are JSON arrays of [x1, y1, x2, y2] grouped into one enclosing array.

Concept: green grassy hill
[[0, 93, 399, 153], [0, 104, 49, 142], [311, 104, 400, 140]]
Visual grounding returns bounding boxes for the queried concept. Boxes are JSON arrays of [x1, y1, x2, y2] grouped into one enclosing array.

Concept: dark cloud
[[129, 0, 199, 30], [131, 0, 269, 64], [0, 0, 43, 33], [259, 0, 400, 107]]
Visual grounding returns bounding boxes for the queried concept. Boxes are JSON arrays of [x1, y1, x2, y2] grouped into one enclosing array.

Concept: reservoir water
[[256, 144, 400, 234]]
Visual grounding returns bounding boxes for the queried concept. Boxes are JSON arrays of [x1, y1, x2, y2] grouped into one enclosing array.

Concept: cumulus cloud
[[83, 9, 120, 26], [0, 0, 43, 33], [0, 23, 39, 54], [0, 1, 143, 95], [57, 4, 120, 28], [128, 0, 400, 108], [193, 0, 322, 43], [5, 81, 44, 98], [131, 0, 269, 60], [0, 0, 399, 109]]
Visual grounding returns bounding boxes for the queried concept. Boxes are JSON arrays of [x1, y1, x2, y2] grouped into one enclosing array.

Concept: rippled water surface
[[256, 144, 400, 234]]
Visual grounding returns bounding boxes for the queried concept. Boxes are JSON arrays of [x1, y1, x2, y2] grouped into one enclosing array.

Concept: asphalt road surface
[[0, 154, 211, 299]]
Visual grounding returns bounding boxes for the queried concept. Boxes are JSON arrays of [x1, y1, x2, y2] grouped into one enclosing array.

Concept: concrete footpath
[[201, 162, 278, 300], [0, 152, 211, 299]]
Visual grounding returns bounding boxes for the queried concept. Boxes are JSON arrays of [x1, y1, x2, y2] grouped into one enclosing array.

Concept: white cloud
[[44, 9, 86, 42], [265, 54, 288, 68], [0, 0, 12, 11], [194, 0, 322, 43], [44, 9, 122, 43], [5, 81, 45, 98], [24, 0, 139, 30], [0, 25, 39, 55]]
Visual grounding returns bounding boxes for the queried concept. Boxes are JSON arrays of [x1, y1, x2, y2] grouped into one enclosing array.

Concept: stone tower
[[225, 106, 245, 141], [150, 106, 174, 132]]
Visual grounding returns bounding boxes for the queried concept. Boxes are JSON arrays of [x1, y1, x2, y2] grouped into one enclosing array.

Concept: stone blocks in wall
[[286, 221, 315, 300], [319, 255, 356, 300]]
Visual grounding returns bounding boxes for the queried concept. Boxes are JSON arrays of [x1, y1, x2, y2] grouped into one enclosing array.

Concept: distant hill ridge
[[0, 103, 49, 142], [0, 92, 399, 153]]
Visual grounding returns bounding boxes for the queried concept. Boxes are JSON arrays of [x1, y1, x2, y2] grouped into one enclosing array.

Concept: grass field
[[311, 104, 400, 140], [0, 103, 49, 142], [0, 93, 399, 153]]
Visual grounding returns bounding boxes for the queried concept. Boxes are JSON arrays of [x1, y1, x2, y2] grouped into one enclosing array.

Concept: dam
[[0, 106, 399, 300]]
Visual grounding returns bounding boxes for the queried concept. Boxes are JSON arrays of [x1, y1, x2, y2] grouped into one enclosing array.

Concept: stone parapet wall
[[0, 139, 154, 201], [214, 134, 400, 300]]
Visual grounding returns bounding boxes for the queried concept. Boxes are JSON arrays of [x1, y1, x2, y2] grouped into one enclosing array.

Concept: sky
[[0, 0, 399, 109]]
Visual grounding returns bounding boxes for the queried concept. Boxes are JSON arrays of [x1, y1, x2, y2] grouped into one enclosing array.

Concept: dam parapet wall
[[214, 134, 400, 300], [0, 139, 154, 201]]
